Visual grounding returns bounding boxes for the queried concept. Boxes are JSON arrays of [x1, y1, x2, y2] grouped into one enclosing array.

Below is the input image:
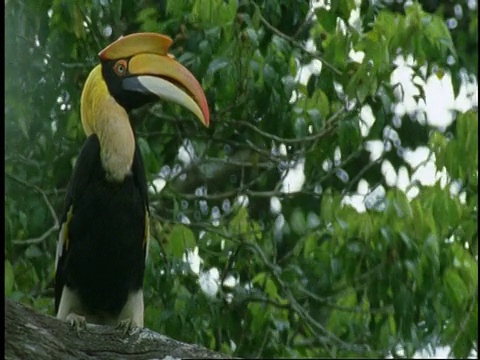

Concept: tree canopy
[[5, 0, 478, 358]]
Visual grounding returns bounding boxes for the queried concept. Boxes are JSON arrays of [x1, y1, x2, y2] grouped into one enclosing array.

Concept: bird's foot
[[116, 318, 137, 335], [65, 313, 87, 336]]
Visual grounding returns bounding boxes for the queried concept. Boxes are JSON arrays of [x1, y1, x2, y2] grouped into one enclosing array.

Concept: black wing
[[131, 140, 150, 260], [54, 135, 101, 313]]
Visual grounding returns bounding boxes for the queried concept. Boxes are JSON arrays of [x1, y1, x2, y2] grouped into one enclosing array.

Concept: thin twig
[[238, 295, 290, 309], [6, 173, 60, 245], [77, 6, 103, 51], [342, 153, 385, 195], [227, 103, 344, 145], [13, 225, 58, 246], [298, 285, 394, 315], [293, 9, 314, 40], [253, 3, 342, 76], [230, 119, 331, 144], [448, 289, 478, 358], [244, 240, 373, 355], [255, 326, 271, 358], [203, 157, 274, 169], [16, 35, 93, 70]]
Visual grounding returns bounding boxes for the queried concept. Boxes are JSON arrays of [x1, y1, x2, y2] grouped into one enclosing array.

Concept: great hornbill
[[54, 33, 209, 331]]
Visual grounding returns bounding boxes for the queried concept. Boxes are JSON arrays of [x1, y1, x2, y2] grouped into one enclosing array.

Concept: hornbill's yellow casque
[[54, 33, 209, 330]]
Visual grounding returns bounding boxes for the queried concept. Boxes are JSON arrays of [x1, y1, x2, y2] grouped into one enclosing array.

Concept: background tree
[[5, 0, 477, 358]]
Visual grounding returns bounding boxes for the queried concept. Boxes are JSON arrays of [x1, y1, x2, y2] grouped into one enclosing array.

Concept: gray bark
[[5, 298, 235, 360]]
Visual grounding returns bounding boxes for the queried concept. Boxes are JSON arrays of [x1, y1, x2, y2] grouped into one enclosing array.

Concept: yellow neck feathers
[[80, 65, 135, 182]]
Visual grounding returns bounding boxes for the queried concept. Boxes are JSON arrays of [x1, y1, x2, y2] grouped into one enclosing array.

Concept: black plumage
[[55, 135, 149, 318]]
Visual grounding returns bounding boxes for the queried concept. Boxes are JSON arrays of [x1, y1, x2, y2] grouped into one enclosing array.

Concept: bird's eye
[[114, 60, 128, 76]]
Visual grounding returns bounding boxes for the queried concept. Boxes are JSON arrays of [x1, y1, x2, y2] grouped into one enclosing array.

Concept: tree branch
[[243, 240, 375, 356], [448, 289, 478, 358], [227, 107, 341, 144], [6, 173, 60, 246], [252, 3, 342, 76], [5, 299, 236, 360]]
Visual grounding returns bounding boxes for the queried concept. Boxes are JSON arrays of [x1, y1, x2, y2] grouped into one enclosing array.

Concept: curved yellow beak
[[99, 33, 210, 127]]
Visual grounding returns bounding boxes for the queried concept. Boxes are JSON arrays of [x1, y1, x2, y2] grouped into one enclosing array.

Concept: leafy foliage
[[5, 0, 477, 358]]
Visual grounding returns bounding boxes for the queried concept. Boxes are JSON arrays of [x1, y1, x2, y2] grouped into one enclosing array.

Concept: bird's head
[[80, 32, 210, 136], [79, 32, 210, 182]]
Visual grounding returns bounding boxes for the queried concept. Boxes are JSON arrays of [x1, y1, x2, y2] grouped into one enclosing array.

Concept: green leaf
[[168, 224, 196, 258], [290, 207, 306, 236], [424, 233, 440, 270], [263, 64, 276, 86], [230, 207, 249, 237], [137, 137, 160, 175], [136, 7, 157, 24], [192, 0, 212, 23], [293, 116, 307, 138], [25, 245, 43, 258], [451, 242, 478, 290], [327, 287, 357, 333], [215, 0, 237, 25], [5, 260, 14, 296], [245, 28, 259, 46], [424, 15, 456, 58], [456, 111, 478, 185], [206, 57, 230, 77], [248, 302, 269, 334], [321, 192, 335, 224], [338, 120, 361, 153], [252, 272, 279, 300], [393, 191, 413, 219], [303, 233, 317, 258], [280, 265, 301, 283], [315, 8, 336, 32], [444, 268, 469, 307]]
